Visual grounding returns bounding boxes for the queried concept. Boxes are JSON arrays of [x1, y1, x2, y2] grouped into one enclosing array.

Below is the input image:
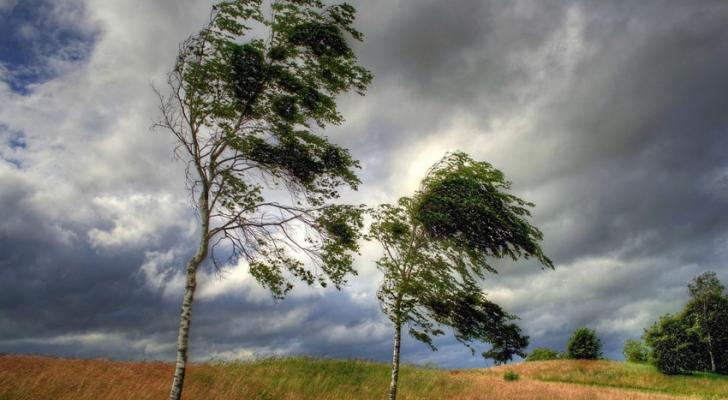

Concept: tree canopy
[[157, 0, 372, 296], [526, 347, 560, 362], [566, 327, 602, 360], [623, 339, 649, 363], [160, 0, 373, 292]]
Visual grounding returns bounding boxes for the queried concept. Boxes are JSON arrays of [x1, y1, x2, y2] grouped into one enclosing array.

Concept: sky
[[1, 0, 728, 368]]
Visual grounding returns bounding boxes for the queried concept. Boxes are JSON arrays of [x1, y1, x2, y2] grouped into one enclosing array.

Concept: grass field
[[1, 355, 726, 399], [490, 360, 728, 399]]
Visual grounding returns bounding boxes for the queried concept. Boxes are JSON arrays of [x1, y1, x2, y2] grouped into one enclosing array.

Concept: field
[[1, 355, 727, 399]]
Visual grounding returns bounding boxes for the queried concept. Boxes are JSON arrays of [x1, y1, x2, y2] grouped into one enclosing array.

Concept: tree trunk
[[169, 199, 210, 400], [388, 318, 402, 400], [703, 301, 716, 373]]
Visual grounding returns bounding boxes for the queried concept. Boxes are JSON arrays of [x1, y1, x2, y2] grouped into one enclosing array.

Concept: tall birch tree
[[687, 271, 727, 373], [155, 1, 371, 399], [369, 152, 553, 400]]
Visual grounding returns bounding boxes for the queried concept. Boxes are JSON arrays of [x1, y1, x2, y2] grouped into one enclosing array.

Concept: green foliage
[[684, 294, 728, 373], [622, 339, 649, 363], [643, 272, 728, 375], [686, 271, 728, 373], [503, 370, 519, 381], [526, 347, 560, 362], [415, 151, 553, 273], [689, 271, 724, 300], [369, 152, 553, 364], [159, 0, 372, 297], [428, 289, 529, 364], [566, 327, 602, 360], [644, 314, 704, 374]]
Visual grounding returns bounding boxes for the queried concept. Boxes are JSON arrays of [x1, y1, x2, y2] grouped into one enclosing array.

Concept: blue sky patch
[[0, 0, 98, 94], [0, 123, 25, 168]]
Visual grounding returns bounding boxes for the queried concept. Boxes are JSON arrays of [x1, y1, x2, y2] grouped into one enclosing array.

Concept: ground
[[0, 355, 726, 399]]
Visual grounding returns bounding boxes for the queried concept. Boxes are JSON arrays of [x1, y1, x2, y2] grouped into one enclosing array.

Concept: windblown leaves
[[415, 151, 553, 269], [162, 0, 371, 297]]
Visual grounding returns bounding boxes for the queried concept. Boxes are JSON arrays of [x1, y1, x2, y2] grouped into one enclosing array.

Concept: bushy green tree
[[369, 152, 553, 400], [686, 272, 728, 373], [566, 327, 602, 360], [622, 339, 649, 363], [642, 271, 728, 375], [156, 1, 371, 398], [526, 347, 560, 362], [644, 314, 704, 375]]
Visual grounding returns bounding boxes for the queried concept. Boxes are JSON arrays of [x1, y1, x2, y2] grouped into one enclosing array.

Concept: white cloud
[[87, 194, 194, 249], [204, 343, 298, 362], [321, 320, 390, 345]]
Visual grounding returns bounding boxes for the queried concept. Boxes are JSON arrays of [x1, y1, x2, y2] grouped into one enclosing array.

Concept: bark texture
[[169, 201, 209, 400], [388, 320, 402, 400], [706, 301, 716, 372]]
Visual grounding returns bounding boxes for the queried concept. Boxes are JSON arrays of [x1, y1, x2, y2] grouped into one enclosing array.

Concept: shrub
[[623, 339, 649, 363], [503, 370, 519, 381], [566, 327, 602, 360], [526, 347, 560, 362]]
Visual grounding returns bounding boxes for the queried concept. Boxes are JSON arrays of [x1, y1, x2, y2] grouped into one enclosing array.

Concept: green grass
[[0, 355, 472, 400], [187, 357, 470, 399], [3, 355, 728, 399], [521, 360, 728, 399]]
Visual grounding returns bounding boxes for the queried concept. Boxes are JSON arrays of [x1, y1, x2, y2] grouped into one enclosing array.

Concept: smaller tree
[[623, 339, 649, 363], [566, 327, 602, 360], [526, 347, 560, 362], [369, 152, 553, 400]]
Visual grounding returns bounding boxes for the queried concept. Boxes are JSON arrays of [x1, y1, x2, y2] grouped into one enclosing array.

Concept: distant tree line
[[525, 272, 728, 377], [525, 327, 603, 361]]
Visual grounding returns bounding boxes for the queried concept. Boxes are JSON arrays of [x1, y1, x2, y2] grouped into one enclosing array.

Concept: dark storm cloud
[[337, 0, 574, 186], [0, 190, 391, 361], [1, 0, 728, 367], [499, 1, 728, 271]]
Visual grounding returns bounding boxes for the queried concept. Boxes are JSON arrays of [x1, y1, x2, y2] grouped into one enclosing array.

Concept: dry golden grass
[[0, 355, 723, 399], [0, 355, 462, 400], [450, 369, 698, 400]]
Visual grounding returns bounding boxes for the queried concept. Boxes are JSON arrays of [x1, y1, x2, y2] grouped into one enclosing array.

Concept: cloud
[[87, 194, 194, 249], [0, 0, 17, 13]]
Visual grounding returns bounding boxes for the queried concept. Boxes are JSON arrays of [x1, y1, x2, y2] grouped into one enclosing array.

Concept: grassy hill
[[1, 355, 726, 399]]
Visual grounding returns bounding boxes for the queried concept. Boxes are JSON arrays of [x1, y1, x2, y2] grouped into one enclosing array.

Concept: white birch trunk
[[388, 319, 402, 400], [169, 195, 209, 400]]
